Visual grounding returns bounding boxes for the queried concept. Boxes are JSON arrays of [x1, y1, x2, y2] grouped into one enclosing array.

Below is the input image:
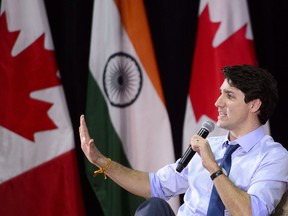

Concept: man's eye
[[227, 94, 233, 99]]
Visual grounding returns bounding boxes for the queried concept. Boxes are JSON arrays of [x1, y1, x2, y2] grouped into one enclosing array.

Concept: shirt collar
[[222, 126, 266, 152]]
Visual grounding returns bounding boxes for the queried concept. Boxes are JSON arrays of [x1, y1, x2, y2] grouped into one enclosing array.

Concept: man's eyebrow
[[221, 89, 234, 94]]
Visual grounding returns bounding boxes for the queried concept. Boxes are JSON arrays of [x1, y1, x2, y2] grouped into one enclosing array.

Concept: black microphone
[[176, 120, 215, 172]]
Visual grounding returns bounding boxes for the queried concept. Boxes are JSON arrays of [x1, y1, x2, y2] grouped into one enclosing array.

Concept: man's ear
[[250, 99, 262, 112]]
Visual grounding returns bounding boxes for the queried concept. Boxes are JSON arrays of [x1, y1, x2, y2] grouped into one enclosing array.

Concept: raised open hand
[[79, 115, 102, 165]]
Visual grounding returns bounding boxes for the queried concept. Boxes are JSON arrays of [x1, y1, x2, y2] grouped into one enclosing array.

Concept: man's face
[[214, 79, 252, 135]]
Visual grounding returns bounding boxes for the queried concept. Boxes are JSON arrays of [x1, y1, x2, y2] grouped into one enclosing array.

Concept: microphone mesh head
[[202, 120, 215, 133]]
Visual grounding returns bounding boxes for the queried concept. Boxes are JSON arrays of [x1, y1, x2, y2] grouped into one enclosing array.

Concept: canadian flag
[[0, 0, 85, 215], [183, 0, 257, 151]]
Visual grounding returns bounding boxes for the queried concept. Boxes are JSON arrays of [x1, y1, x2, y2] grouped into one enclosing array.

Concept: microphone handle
[[175, 147, 193, 172], [176, 128, 209, 172]]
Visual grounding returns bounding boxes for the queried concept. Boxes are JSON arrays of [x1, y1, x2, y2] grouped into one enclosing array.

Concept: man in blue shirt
[[79, 64, 288, 215]]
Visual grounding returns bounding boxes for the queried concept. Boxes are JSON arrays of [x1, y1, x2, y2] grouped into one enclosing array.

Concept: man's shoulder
[[261, 135, 288, 155]]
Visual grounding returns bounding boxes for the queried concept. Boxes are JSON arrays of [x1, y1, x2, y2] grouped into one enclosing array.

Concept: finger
[[79, 115, 91, 143], [80, 115, 88, 134], [79, 115, 83, 132], [190, 137, 200, 144], [80, 114, 87, 129], [88, 139, 95, 146], [191, 139, 201, 152]]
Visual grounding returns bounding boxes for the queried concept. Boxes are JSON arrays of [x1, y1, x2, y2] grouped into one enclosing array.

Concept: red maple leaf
[[0, 12, 60, 142], [189, 6, 257, 122]]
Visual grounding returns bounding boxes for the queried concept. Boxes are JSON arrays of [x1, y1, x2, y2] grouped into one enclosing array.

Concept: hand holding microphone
[[176, 120, 215, 173]]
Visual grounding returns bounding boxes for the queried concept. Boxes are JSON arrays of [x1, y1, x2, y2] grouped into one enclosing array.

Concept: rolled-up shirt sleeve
[[250, 194, 269, 216], [244, 144, 288, 215], [149, 161, 189, 200]]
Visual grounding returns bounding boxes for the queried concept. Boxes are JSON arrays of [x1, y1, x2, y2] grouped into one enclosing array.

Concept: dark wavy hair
[[222, 64, 279, 125]]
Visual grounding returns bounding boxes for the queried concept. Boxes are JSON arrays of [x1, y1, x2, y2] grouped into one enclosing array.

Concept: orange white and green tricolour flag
[[85, 0, 180, 215], [0, 0, 85, 215]]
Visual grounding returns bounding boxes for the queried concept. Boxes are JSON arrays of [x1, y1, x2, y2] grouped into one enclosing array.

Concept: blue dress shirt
[[149, 126, 288, 215]]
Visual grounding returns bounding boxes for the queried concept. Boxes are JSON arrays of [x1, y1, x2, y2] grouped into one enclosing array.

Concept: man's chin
[[216, 118, 227, 128]]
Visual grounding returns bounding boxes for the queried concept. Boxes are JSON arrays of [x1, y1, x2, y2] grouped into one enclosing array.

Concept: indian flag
[[0, 0, 85, 215], [85, 0, 179, 215]]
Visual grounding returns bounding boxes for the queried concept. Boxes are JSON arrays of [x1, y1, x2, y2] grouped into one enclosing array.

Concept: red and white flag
[[183, 0, 257, 151], [0, 0, 85, 215]]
